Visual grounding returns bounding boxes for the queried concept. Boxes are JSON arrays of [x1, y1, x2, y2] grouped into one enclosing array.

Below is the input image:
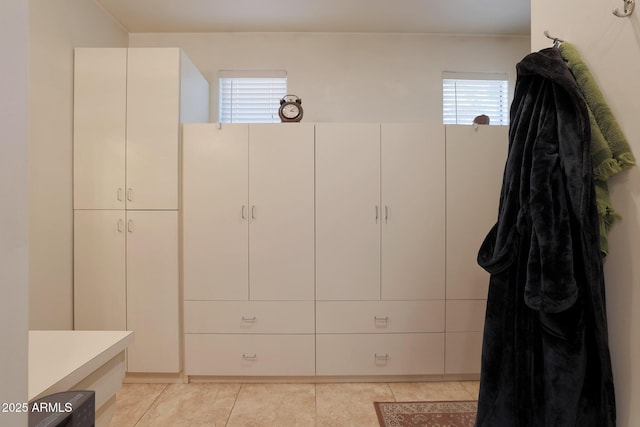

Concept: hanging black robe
[[475, 47, 616, 426]]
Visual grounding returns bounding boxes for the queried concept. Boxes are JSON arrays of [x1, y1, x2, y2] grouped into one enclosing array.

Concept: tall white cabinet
[[444, 125, 507, 375], [73, 48, 209, 373], [315, 123, 446, 376], [182, 123, 316, 376]]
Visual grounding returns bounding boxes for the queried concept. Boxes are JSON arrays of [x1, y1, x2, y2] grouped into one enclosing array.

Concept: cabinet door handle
[[241, 205, 247, 220], [127, 188, 133, 202], [127, 219, 134, 233], [251, 205, 256, 220], [117, 219, 124, 233], [242, 353, 257, 360], [385, 205, 389, 223], [117, 188, 124, 202], [375, 205, 379, 223]]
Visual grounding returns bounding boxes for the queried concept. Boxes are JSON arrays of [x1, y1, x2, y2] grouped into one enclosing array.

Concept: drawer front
[[185, 334, 315, 376], [446, 300, 487, 332], [316, 333, 444, 376], [184, 301, 314, 334], [445, 331, 483, 375], [316, 301, 444, 333]]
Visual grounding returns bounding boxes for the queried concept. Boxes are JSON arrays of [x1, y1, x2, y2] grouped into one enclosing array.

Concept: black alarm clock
[[279, 95, 303, 122]]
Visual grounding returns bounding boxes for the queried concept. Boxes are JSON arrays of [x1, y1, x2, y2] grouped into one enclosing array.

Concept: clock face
[[281, 103, 301, 119]]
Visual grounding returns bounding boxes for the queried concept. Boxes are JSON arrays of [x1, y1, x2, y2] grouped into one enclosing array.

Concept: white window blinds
[[218, 71, 287, 123], [442, 72, 509, 125]]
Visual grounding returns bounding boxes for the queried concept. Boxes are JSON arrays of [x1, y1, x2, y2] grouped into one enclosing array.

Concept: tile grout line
[[387, 383, 398, 403], [223, 383, 244, 427], [133, 383, 169, 427], [314, 384, 318, 427]]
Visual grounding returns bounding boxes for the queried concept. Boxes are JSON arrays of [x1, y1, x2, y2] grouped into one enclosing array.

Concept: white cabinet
[[316, 334, 445, 376], [381, 123, 446, 300], [185, 334, 316, 376], [182, 123, 316, 376], [74, 210, 126, 331], [182, 123, 315, 301], [248, 124, 315, 301], [182, 123, 249, 301], [315, 123, 446, 376], [444, 124, 508, 375], [73, 48, 209, 210], [315, 123, 445, 301], [73, 210, 180, 373], [73, 47, 209, 374], [315, 123, 381, 301], [125, 211, 180, 373], [73, 49, 126, 210], [180, 123, 506, 379]]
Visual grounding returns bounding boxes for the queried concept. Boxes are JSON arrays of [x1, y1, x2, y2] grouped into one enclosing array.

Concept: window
[[218, 70, 287, 123], [442, 72, 509, 125]]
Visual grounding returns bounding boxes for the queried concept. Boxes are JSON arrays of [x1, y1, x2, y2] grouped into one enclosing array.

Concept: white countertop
[[29, 330, 134, 401]]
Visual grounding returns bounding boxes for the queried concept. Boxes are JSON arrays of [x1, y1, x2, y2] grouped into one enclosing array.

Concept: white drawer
[[316, 301, 444, 333], [445, 331, 483, 375], [316, 333, 444, 376], [445, 300, 487, 332], [185, 334, 315, 376], [184, 301, 314, 334]]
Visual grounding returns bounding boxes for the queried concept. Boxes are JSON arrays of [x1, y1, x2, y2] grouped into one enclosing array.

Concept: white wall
[[130, 32, 530, 123], [29, 0, 128, 329], [532, 2, 640, 425], [0, 0, 29, 425]]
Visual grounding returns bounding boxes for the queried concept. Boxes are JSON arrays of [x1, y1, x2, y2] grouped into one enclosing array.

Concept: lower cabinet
[[185, 335, 315, 376], [74, 209, 180, 373], [315, 301, 446, 376], [316, 334, 445, 376], [444, 300, 487, 375], [184, 301, 315, 376], [445, 332, 484, 375]]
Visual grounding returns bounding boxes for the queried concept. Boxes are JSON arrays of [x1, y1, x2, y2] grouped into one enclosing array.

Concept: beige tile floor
[[109, 380, 479, 427]]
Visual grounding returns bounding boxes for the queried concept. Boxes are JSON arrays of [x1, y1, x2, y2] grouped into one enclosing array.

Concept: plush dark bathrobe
[[475, 48, 616, 426]]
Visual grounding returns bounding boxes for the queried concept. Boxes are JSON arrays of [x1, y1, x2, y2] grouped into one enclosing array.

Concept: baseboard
[[186, 374, 479, 384], [124, 372, 185, 384]]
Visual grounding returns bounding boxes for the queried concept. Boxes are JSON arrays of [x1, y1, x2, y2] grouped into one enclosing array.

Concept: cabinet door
[[316, 123, 381, 301], [182, 124, 249, 300], [248, 124, 315, 301], [445, 125, 507, 299], [73, 48, 126, 209], [74, 210, 126, 330], [381, 124, 445, 300], [126, 210, 179, 373], [126, 48, 181, 209]]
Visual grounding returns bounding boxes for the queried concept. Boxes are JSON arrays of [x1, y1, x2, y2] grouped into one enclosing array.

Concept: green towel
[[558, 42, 635, 256]]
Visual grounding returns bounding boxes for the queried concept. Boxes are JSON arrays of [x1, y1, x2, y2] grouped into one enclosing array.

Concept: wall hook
[[543, 30, 564, 48], [613, 0, 635, 17]]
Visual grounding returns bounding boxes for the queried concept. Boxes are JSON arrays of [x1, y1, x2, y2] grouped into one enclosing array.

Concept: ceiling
[[97, 0, 531, 36]]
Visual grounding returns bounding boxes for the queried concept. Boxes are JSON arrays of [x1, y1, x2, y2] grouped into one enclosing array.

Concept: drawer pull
[[241, 316, 257, 322], [242, 353, 257, 360], [374, 316, 389, 322], [375, 353, 389, 361]]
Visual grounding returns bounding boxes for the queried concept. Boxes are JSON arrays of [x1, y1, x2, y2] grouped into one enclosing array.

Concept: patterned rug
[[374, 400, 477, 427]]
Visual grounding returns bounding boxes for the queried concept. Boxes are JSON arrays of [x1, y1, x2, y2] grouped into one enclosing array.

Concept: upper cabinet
[[315, 123, 382, 301], [445, 125, 507, 300], [73, 48, 127, 210], [315, 123, 445, 301], [73, 48, 209, 210], [381, 123, 445, 300], [182, 123, 316, 302]]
